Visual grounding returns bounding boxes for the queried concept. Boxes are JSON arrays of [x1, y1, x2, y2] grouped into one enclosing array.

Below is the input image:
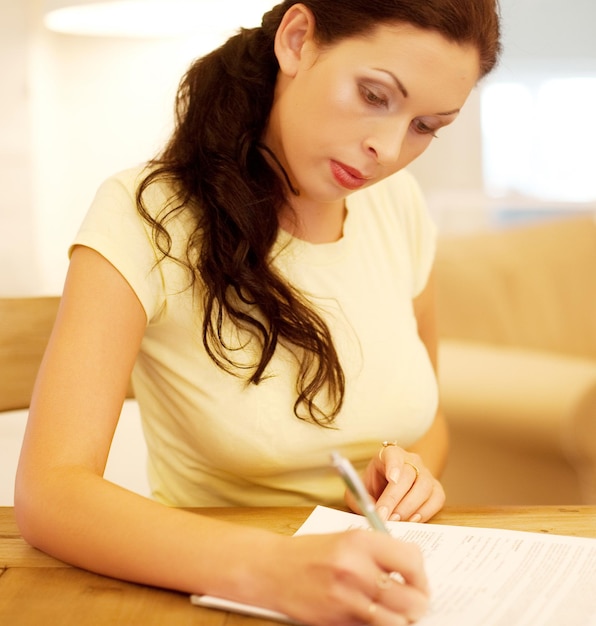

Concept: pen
[[330, 450, 390, 534]]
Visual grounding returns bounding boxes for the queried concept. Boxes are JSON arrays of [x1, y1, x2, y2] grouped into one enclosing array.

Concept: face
[[264, 18, 480, 216]]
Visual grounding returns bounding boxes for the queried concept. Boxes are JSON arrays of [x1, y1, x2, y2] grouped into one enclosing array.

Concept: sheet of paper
[[298, 506, 596, 626], [190, 594, 303, 624], [192, 505, 596, 625]]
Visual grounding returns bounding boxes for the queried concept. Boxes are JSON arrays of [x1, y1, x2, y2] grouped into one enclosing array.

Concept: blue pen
[[330, 450, 390, 534]]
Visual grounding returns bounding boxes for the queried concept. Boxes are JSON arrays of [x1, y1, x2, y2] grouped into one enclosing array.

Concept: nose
[[364, 120, 409, 167]]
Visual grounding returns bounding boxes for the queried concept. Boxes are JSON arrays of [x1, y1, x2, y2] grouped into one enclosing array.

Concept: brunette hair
[[137, 0, 501, 425]]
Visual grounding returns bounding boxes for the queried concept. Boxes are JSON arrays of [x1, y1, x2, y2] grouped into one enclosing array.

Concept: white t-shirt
[[72, 166, 438, 507]]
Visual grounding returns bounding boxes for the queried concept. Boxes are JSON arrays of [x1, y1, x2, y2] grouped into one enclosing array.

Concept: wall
[[1, 0, 227, 296], [30, 32, 198, 295], [0, 1, 38, 294]]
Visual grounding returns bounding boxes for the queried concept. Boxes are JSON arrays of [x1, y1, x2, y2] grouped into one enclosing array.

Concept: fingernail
[[377, 506, 389, 521], [409, 513, 422, 523], [389, 468, 400, 483], [389, 512, 401, 522]]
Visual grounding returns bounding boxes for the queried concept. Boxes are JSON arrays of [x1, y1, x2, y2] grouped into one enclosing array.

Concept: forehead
[[337, 22, 478, 73], [319, 22, 480, 104]]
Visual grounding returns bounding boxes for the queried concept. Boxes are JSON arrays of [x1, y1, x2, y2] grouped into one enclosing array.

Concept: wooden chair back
[[0, 296, 61, 412], [0, 296, 135, 412]]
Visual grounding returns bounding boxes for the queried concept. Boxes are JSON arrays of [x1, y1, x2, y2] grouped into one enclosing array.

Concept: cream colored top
[[72, 166, 438, 507]]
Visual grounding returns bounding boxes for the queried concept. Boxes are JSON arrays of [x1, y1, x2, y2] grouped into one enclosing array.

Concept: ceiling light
[[42, 0, 273, 38]]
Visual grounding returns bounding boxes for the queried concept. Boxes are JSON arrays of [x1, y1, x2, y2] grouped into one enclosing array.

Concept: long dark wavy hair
[[136, 0, 501, 426]]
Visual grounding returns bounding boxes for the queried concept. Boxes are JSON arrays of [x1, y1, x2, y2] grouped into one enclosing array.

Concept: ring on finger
[[376, 572, 392, 590], [404, 460, 420, 480], [378, 440, 398, 461]]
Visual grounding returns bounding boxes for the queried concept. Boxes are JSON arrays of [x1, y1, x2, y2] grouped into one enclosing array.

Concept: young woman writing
[[16, 1, 500, 623]]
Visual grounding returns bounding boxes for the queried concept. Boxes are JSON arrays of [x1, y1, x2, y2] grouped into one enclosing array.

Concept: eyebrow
[[377, 68, 409, 98], [377, 69, 461, 117]]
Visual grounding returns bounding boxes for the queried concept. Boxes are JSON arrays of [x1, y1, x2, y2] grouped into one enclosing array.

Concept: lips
[[330, 160, 371, 190]]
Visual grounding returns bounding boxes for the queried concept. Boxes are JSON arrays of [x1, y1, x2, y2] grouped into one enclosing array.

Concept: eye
[[412, 118, 439, 137], [359, 84, 389, 108]]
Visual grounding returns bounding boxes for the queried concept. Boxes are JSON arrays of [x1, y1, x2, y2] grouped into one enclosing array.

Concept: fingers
[[372, 534, 429, 596], [286, 529, 429, 626], [373, 581, 429, 624], [346, 445, 445, 523], [364, 544, 429, 625], [355, 535, 430, 625], [364, 603, 408, 626], [378, 469, 443, 523], [375, 447, 445, 523], [284, 530, 429, 626], [359, 585, 427, 626]]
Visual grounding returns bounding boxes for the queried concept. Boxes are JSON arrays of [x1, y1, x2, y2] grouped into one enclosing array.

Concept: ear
[[274, 4, 317, 77]]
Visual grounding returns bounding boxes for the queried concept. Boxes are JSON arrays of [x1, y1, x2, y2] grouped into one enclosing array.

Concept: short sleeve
[[69, 168, 166, 321]]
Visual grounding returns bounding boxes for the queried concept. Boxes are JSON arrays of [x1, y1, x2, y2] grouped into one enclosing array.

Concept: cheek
[[291, 81, 358, 150], [307, 71, 361, 130], [330, 79, 359, 114]]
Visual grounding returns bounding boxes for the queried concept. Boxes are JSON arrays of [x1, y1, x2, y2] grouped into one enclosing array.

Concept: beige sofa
[[434, 215, 596, 505]]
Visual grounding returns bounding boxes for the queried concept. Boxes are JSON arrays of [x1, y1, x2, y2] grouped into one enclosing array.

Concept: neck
[[279, 200, 347, 244]]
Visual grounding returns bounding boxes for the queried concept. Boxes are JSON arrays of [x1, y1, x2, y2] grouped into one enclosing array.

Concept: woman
[[16, 1, 500, 624]]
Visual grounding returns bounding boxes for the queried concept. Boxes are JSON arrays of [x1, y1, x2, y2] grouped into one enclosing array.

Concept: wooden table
[[2, 505, 595, 624]]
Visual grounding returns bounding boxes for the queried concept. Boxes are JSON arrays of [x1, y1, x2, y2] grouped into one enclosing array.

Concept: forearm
[[14, 468, 279, 602], [14, 466, 430, 624]]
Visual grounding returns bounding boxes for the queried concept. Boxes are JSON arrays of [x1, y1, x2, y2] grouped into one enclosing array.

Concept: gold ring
[[376, 572, 392, 589], [378, 440, 398, 461], [404, 461, 420, 479], [368, 602, 377, 620]]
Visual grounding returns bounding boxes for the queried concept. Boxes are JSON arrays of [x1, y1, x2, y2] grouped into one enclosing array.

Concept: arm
[[15, 246, 429, 625], [408, 268, 449, 477], [348, 269, 448, 523]]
